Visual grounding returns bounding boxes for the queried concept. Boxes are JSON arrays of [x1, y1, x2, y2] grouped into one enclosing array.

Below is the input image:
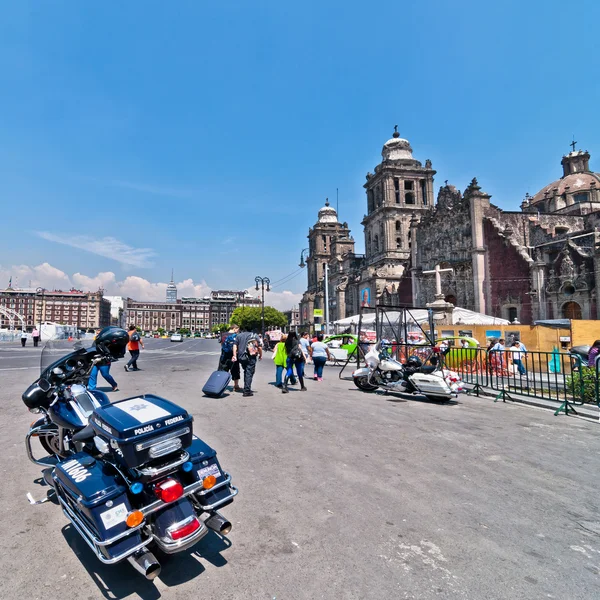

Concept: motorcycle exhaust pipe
[[127, 550, 161, 580], [205, 511, 232, 536]]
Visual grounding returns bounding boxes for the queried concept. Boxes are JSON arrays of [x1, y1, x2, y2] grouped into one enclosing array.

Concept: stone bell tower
[[360, 128, 436, 300]]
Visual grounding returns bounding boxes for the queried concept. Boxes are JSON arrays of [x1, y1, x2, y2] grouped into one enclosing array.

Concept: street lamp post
[[255, 276, 270, 338], [36, 287, 45, 342]]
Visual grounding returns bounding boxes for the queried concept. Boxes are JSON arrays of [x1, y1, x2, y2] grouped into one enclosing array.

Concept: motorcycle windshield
[[40, 336, 87, 379]]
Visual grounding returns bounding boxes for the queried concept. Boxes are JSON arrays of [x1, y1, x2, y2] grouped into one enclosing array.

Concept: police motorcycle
[[22, 327, 237, 580], [352, 341, 463, 402]]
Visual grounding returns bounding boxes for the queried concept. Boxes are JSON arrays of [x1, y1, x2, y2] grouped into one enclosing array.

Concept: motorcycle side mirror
[[39, 378, 51, 392]]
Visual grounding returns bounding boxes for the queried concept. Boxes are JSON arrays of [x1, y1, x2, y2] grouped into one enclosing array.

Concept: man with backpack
[[124, 325, 144, 372], [218, 325, 241, 392], [232, 327, 262, 397]]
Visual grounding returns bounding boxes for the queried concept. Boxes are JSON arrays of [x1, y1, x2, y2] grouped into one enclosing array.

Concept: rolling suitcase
[[202, 370, 232, 397]]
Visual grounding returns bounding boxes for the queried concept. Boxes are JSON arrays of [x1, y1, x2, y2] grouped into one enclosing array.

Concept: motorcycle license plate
[[197, 464, 221, 480]]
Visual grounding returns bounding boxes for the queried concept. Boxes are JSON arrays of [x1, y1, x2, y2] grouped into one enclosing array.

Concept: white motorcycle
[[352, 342, 464, 402]]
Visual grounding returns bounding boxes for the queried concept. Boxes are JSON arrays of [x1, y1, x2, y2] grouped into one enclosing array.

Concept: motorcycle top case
[[90, 394, 193, 468], [54, 452, 141, 559]]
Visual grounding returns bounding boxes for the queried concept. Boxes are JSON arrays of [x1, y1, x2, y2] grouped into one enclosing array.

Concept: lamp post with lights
[[254, 276, 270, 338]]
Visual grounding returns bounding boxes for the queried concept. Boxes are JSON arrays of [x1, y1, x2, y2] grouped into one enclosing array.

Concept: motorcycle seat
[[72, 424, 95, 443], [421, 366, 437, 374]]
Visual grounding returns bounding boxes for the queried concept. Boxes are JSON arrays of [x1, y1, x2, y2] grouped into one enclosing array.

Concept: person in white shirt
[[509, 341, 526, 375]]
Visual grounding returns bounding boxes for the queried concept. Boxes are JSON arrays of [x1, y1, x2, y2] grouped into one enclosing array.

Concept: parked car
[[144, 333, 152, 338], [170, 333, 183, 342]]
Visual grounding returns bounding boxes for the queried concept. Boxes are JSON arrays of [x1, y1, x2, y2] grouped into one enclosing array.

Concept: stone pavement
[[3, 340, 600, 599]]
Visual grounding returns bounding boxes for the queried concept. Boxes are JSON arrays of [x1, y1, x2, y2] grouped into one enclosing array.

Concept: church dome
[[382, 128, 413, 161], [318, 199, 338, 223], [529, 149, 600, 208]]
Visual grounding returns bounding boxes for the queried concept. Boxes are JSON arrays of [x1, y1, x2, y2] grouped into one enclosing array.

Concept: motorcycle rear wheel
[[353, 376, 378, 392]]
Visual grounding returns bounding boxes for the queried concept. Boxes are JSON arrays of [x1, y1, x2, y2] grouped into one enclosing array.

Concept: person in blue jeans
[[282, 332, 306, 393], [309, 333, 333, 381], [88, 362, 119, 392]]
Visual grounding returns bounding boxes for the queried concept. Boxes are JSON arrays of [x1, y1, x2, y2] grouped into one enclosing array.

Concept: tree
[[179, 328, 190, 335], [230, 306, 287, 332], [157, 327, 165, 336], [211, 323, 229, 334]]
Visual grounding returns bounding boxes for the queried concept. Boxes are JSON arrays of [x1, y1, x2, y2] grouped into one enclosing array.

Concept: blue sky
[[1, 0, 599, 308]]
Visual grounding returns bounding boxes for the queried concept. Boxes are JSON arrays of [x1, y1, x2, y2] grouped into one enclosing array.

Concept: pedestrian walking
[[20, 329, 27, 347], [509, 341, 526, 375], [124, 325, 144, 371], [88, 361, 119, 392], [282, 331, 306, 393], [218, 325, 241, 392], [309, 333, 332, 381], [32, 328, 40, 347], [273, 334, 288, 388], [232, 327, 262, 397], [299, 331, 312, 363], [587, 340, 600, 367]]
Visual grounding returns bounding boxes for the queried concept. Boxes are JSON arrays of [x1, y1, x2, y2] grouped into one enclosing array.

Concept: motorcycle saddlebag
[[54, 452, 142, 560], [184, 436, 235, 510], [90, 394, 193, 468]]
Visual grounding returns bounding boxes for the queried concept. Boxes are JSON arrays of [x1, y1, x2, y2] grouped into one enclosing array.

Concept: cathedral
[[299, 130, 600, 326]]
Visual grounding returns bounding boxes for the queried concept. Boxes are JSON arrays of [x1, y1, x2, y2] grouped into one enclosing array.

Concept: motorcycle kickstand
[[26, 488, 56, 505]]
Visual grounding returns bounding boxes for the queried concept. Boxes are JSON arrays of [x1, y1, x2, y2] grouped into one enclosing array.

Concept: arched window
[[368, 190, 375, 213], [374, 234, 379, 252], [562, 301, 582, 320], [367, 232, 372, 254], [395, 220, 401, 232], [405, 192, 415, 205], [396, 237, 402, 249]]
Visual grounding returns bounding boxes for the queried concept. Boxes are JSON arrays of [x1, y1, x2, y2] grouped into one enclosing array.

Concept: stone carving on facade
[[559, 248, 575, 280], [545, 268, 560, 293], [335, 276, 349, 292], [425, 159, 432, 169], [574, 263, 591, 291]]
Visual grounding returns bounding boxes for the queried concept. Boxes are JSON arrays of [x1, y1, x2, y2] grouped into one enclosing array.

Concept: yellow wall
[[571, 320, 600, 347]]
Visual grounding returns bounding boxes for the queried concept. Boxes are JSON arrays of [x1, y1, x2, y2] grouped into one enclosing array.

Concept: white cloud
[[35, 232, 156, 268], [0, 262, 300, 312], [245, 288, 302, 312]]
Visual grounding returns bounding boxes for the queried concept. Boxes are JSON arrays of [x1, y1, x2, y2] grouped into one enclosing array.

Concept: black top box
[[91, 394, 193, 468]]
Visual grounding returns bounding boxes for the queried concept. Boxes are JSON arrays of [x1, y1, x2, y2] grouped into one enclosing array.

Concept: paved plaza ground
[[2, 338, 600, 599]]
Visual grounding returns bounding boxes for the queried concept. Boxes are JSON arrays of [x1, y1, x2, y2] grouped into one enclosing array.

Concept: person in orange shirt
[[124, 325, 144, 372]]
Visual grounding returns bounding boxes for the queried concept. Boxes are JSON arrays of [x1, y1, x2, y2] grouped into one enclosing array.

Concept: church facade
[[300, 132, 600, 327]]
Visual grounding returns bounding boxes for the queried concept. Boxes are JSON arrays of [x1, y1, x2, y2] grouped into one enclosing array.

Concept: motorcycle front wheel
[[38, 428, 69, 458], [353, 376, 378, 392]]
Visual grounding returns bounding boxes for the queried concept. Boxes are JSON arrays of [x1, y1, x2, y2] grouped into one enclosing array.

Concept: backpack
[[222, 333, 236, 353], [290, 344, 303, 361], [246, 336, 259, 357], [130, 331, 141, 342]]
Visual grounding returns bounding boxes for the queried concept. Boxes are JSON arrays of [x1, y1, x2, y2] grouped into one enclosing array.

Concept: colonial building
[[0, 286, 111, 331], [300, 131, 600, 326], [127, 300, 182, 332]]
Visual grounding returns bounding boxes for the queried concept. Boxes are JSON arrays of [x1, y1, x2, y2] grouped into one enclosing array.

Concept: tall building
[[104, 296, 128, 328], [166, 270, 177, 303]]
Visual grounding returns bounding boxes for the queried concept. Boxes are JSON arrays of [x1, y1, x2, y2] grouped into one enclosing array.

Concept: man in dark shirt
[[232, 328, 262, 397]]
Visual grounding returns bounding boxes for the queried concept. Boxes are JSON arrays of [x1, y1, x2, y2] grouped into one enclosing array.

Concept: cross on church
[[394, 125, 398, 134], [570, 138, 577, 152], [423, 264, 454, 297]]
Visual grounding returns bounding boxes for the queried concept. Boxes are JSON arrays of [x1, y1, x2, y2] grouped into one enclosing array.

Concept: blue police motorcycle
[[23, 328, 237, 579]]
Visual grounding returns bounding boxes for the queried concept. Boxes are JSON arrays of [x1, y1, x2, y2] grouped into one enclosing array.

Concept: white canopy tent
[[333, 307, 509, 328]]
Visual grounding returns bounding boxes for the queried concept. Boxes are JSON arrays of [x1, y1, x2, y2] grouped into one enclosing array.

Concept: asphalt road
[[2, 338, 600, 599]]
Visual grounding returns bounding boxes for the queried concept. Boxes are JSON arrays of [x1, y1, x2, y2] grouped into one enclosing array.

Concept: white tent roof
[[334, 307, 509, 327]]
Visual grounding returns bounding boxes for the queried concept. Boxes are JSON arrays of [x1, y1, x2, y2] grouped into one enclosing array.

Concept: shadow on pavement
[[61, 525, 231, 599]]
